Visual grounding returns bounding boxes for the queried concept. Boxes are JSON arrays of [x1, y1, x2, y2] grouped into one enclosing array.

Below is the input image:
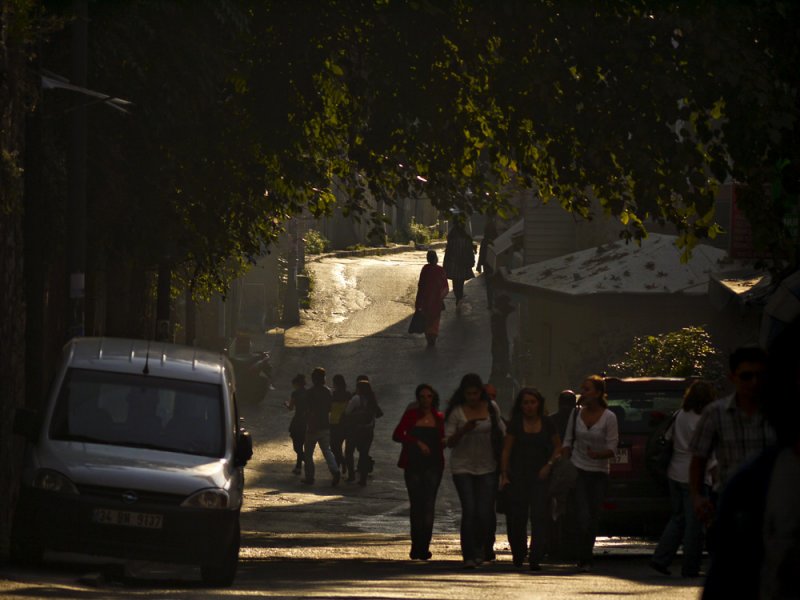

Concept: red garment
[[392, 407, 445, 469], [415, 264, 449, 336]]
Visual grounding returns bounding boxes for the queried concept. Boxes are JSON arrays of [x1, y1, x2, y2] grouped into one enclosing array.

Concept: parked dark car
[[600, 377, 691, 535]]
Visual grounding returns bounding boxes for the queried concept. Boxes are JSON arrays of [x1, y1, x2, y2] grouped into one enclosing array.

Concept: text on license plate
[[614, 448, 630, 464], [92, 508, 163, 529]]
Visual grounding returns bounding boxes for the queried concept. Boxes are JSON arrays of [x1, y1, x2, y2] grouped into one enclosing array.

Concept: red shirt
[[392, 407, 445, 469]]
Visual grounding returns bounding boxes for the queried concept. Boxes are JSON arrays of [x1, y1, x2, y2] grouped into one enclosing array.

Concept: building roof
[[504, 233, 726, 296]]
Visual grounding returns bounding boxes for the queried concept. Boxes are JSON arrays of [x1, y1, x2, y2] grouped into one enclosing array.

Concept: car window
[[606, 389, 684, 434], [50, 368, 225, 457]]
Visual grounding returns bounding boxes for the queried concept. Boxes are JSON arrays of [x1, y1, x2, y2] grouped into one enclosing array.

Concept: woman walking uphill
[[285, 374, 308, 475], [393, 384, 446, 560], [329, 374, 351, 477], [445, 373, 506, 568], [500, 388, 561, 570], [415, 250, 449, 347], [562, 375, 619, 571], [344, 377, 383, 485], [650, 380, 716, 577], [443, 221, 475, 307]]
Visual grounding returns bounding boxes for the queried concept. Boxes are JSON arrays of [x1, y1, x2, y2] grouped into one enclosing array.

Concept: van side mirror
[[13, 408, 42, 442], [234, 428, 253, 467]]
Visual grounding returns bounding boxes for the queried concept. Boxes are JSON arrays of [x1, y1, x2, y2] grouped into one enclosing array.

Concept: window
[[50, 368, 225, 457]]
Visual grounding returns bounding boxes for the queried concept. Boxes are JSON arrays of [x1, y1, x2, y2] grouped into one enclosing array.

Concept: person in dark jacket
[[443, 221, 475, 306], [285, 373, 308, 474], [393, 383, 446, 560], [303, 367, 341, 486]]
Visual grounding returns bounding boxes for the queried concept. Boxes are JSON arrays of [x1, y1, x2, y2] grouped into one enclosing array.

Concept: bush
[[408, 218, 432, 245], [304, 229, 330, 255], [608, 325, 724, 379]]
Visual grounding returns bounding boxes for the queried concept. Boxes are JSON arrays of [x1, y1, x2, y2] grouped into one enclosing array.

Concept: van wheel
[[9, 518, 43, 566], [201, 525, 240, 587]]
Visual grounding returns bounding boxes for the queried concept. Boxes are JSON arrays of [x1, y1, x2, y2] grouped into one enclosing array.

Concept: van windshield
[[50, 368, 225, 458]]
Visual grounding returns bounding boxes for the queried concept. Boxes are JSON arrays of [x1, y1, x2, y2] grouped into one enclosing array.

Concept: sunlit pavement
[[0, 250, 703, 598]]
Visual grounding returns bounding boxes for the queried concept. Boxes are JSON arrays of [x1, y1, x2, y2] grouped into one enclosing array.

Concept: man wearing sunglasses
[[688, 346, 777, 527]]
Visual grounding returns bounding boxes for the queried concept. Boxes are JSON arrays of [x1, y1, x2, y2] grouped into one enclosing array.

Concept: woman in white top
[[445, 373, 506, 568], [562, 374, 619, 571], [650, 380, 715, 577]]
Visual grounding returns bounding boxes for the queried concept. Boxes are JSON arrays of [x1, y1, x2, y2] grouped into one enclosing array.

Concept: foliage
[[609, 326, 724, 380], [304, 229, 330, 255], [408, 218, 432, 246]]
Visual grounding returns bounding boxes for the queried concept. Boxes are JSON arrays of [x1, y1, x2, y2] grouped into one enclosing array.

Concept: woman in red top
[[393, 383, 446, 560], [415, 250, 449, 347]]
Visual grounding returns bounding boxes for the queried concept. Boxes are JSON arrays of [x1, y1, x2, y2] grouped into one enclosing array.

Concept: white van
[[12, 337, 253, 586]]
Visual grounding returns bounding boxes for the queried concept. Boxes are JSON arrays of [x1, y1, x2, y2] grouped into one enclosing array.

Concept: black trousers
[[452, 278, 465, 302], [506, 478, 550, 564], [404, 466, 443, 556], [346, 427, 374, 482]]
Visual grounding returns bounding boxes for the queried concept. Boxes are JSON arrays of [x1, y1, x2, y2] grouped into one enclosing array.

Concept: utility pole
[[66, 0, 88, 339], [283, 218, 300, 326]]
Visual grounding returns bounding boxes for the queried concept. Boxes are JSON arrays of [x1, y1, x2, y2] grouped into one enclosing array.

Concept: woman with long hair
[[445, 373, 506, 568], [393, 383, 445, 560], [500, 387, 561, 569], [650, 380, 716, 577], [344, 376, 382, 485], [562, 374, 619, 571]]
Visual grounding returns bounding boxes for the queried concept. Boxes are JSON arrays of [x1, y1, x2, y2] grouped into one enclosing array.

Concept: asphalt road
[[0, 249, 704, 598]]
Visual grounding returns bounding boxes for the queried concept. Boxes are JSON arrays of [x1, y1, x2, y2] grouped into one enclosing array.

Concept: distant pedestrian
[[552, 390, 578, 442], [303, 367, 341, 486], [330, 374, 351, 477], [443, 221, 475, 307], [548, 389, 578, 561], [650, 380, 716, 577], [285, 374, 308, 475], [393, 383, 446, 560], [445, 373, 506, 568], [562, 375, 619, 572], [500, 388, 561, 570], [415, 250, 449, 347], [476, 218, 498, 309], [489, 294, 514, 383], [344, 376, 383, 485]]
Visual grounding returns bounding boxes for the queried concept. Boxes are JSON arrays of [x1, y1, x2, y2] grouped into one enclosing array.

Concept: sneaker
[[649, 561, 671, 576], [474, 557, 484, 567], [420, 551, 432, 561], [463, 559, 477, 569], [331, 472, 341, 486], [512, 557, 524, 569]]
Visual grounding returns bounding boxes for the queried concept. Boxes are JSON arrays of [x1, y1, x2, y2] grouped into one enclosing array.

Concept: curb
[[307, 240, 448, 262]]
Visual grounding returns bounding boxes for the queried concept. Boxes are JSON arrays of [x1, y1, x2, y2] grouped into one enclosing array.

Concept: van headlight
[[181, 489, 229, 509], [33, 469, 79, 494]]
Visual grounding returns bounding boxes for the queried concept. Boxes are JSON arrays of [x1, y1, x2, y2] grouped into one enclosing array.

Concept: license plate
[[614, 448, 630, 464], [92, 508, 163, 529]]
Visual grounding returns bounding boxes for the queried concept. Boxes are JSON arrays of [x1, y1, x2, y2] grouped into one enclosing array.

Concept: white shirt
[[667, 409, 702, 484], [563, 408, 619, 474], [445, 402, 506, 475]]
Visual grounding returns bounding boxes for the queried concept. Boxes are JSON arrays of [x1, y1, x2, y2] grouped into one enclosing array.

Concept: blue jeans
[[652, 479, 704, 575], [573, 469, 608, 565], [452, 472, 497, 561], [304, 429, 338, 481]]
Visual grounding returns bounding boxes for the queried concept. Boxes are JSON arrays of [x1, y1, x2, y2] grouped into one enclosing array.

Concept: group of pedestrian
[[391, 371, 619, 572], [649, 342, 799, 600], [286, 368, 383, 487]]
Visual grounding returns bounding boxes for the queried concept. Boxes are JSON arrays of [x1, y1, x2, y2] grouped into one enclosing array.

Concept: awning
[[487, 219, 524, 271]]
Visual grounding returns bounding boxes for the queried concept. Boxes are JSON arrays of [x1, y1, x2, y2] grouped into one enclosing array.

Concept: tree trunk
[[0, 2, 35, 558]]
